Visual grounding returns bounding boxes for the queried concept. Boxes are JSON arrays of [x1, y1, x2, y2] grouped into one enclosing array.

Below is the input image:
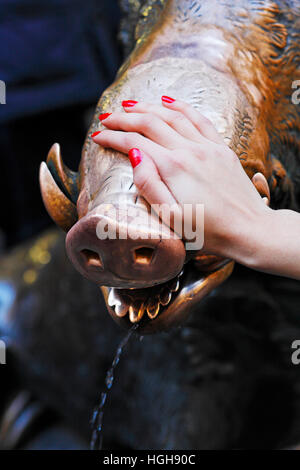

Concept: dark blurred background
[[0, 0, 122, 249]]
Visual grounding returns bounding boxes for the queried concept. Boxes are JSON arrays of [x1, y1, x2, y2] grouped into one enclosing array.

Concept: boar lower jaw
[[108, 268, 184, 323], [103, 259, 234, 334]]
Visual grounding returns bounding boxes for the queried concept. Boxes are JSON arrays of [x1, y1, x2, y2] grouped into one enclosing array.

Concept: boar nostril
[[81, 249, 103, 269], [134, 247, 155, 265], [66, 212, 186, 287]]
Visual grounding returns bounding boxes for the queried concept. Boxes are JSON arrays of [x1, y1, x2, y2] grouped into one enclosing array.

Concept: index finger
[[161, 96, 224, 144]]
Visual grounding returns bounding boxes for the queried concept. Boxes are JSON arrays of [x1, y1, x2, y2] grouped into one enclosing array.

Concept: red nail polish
[[91, 131, 101, 138], [122, 100, 138, 107], [128, 148, 142, 168], [99, 113, 111, 121], [162, 95, 175, 103]]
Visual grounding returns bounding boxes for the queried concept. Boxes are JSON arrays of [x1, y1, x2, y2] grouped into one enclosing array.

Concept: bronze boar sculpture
[[1, 0, 300, 449], [41, 0, 300, 333]]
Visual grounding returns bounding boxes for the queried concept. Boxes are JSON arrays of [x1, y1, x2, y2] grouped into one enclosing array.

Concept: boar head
[[40, 0, 300, 333]]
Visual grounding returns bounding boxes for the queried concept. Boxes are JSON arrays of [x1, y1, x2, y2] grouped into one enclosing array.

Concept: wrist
[[242, 208, 300, 279], [212, 201, 300, 280], [220, 203, 275, 270]]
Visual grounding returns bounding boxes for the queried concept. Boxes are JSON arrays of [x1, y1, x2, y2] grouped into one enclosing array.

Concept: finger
[[92, 129, 173, 176], [128, 148, 183, 234], [161, 96, 224, 144], [122, 101, 205, 144], [98, 110, 195, 151], [128, 148, 177, 208], [93, 129, 198, 183]]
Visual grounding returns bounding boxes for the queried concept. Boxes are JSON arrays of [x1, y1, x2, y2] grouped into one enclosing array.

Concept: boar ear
[[39, 144, 79, 232], [252, 173, 270, 206]]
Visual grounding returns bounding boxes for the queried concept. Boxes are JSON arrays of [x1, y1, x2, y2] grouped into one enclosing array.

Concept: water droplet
[[105, 369, 114, 389], [112, 356, 120, 368], [100, 392, 107, 408]]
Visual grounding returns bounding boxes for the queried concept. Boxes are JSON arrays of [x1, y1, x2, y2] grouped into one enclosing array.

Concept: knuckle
[[169, 111, 186, 126], [135, 173, 150, 194], [194, 145, 206, 160], [168, 149, 191, 171], [175, 101, 187, 113], [124, 132, 140, 147], [170, 148, 185, 160], [141, 114, 156, 131], [198, 114, 213, 127]]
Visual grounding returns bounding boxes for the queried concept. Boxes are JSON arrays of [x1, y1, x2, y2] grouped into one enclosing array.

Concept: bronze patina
[[40, 0, 300, 333]]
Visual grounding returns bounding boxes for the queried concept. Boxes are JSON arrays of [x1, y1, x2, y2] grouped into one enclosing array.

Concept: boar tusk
[[39, 161, 78, 232], [46, 143, 79, 204], [252, 172, 270, 206]]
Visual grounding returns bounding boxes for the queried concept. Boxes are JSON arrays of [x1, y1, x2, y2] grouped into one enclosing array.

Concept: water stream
[[90, 324, 139, 450]]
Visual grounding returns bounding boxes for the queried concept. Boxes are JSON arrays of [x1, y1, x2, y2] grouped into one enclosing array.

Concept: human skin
[[92, 97, 300, 281]]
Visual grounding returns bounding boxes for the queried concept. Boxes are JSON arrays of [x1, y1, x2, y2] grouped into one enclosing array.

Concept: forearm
[[228, 208, 300, 280]]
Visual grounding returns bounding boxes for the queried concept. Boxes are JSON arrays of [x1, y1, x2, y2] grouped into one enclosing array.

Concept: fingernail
[[91, 131, 101, 138], [128, 148, 142, 168], [162, 95, 175, 103], [122, 100, 138, 107], [99, 113, 111, 121]]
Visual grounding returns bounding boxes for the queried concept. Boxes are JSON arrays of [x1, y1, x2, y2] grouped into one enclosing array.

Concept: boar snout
[[65, 206, 186, 289]]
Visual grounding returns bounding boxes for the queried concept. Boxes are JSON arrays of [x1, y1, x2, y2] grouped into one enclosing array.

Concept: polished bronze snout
[[65, 205, 186, 289]]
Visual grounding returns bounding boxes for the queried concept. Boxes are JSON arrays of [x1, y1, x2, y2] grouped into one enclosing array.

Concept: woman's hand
[[92, 96, 270, 262]]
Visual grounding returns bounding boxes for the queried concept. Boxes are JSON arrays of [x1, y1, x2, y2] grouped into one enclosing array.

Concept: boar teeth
[[129, 301, 145, 323], [109, 288, 129, 317], [115, 303, 128, 317], [109, 267, 184, 323], [159, 288, 172, 306], [146, 299, 160, 319], [108, 288, 119, 307], [169, 278, 180, 292]]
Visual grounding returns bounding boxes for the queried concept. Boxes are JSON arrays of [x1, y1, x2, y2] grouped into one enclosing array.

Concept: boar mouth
[[103, 258, 235, 334], [108, 268, 184, 321]]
